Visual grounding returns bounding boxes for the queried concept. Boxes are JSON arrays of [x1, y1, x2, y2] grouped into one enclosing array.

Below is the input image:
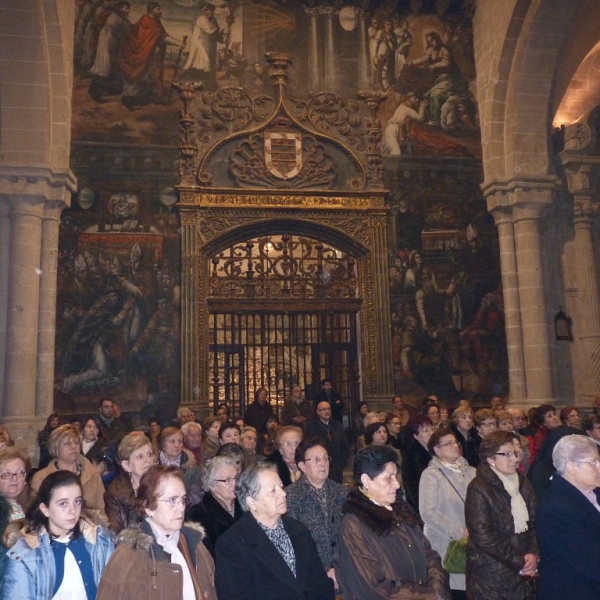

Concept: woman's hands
[[520, 553, 538, 576]]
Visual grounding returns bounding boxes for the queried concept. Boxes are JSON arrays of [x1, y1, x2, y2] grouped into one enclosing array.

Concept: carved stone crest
[[264, 132, 302, 179]]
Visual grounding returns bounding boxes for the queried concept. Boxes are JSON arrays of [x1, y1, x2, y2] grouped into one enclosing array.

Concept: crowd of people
[[0, 388, 598, 599]]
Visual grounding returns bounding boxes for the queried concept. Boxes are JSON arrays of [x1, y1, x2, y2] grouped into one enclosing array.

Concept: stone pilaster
[[36, 202, 66, 418], [305, 7, 321, 91], [320, 7, 340, 92], [490, 206, 526, 401], [0, 198, 11, 412]]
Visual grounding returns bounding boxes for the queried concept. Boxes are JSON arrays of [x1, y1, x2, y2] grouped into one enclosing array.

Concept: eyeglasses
[[0, 470, 26, 480], [303, 456, 330, 464], [282, 441, 300, 447], [437, 441, 459, 448], [481, 422, 497, 427], [572, 460, 600, 468], [214, 477, 237, 485], [156, 495, 187, 507], [494, 451, 520, 458]]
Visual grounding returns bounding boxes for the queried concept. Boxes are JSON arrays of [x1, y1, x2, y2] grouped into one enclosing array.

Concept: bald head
[[316, 401, 332, 422]]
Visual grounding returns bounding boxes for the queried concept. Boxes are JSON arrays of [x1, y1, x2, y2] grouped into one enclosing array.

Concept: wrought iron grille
[[209, 234, 358, 299], [209, 311, 359, 418]]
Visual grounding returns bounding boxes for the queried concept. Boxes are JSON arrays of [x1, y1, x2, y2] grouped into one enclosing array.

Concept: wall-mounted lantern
[[555, 307, 573, 341]]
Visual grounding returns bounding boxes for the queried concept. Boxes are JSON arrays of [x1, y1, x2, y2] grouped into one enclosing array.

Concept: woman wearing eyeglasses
[[465, 430, 538, 600], [419, 428, 476, 600], [97, 465, 217, 600], [266, 425, 303, 486], [286, 438, 348, 592], [186, 456, 242, 557]]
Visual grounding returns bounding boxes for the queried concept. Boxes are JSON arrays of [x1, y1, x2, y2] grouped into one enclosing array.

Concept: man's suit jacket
[[536, 473, 600, 600], [214, 512, 334, 600]]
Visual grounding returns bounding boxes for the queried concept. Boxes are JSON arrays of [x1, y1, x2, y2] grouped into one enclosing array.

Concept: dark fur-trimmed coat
[[335, 488, 450, 600], [96, 520, 217, 600], [285, 474, 347, 570]]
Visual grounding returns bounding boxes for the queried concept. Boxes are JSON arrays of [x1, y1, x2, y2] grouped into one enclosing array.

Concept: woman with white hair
[[536, 434, 600, 600]]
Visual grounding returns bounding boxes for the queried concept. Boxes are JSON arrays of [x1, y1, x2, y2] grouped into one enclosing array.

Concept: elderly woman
[[2, 470, 113, 600], [31, 424, 105, 510], [159, 426, 202, 505], [536, 435, 600, 600], [97, 465, 217, 600], [402, 415, 434, 513], [450, 405, 480, 467], [105, 431, 155, 533], [186, 456, 243, 556], [336, 445, 451, 599], [202, 416, 222, 461], [465, 430, 538, 600], [423, 403, 442, 430], [215, 462, 334, 600], [81, 414, 105, 459], [266, 425, 303, 486], [356, 412, 384, 451], [420, 427, 476, 600], [286, 438, 348, 590], [559, 405, 582, 430], [218, 421, 241, 446], [584, 413, 600, 446]]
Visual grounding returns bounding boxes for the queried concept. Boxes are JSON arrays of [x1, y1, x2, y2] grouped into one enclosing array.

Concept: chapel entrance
[[207, 233, 361, 420]]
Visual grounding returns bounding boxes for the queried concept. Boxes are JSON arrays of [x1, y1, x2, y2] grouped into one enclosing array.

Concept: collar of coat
[[476, 461, 525, 489], [6, 510, 107, 550], [116, 520, 206, 552], [342, 487, 421, 536]]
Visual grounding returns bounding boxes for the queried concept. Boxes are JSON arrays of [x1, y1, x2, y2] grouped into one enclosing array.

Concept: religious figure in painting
[[119, 2, 184, 110], [183, 2, 230, 90]]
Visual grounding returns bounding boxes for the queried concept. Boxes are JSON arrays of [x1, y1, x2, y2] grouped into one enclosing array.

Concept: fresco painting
[[60, 0, 502, 415]]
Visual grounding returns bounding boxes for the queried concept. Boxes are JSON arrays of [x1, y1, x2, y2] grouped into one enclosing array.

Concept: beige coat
[[31, 455, 105, 510]]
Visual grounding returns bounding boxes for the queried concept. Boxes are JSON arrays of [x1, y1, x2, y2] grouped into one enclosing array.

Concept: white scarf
[[146, 518, 196, 600], [490, 466, 529, 534]]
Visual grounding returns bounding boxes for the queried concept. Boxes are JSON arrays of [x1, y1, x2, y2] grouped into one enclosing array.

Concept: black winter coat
[[536, 473, 600, 600], [401, 439, 431, 514], [465, 463, 538, 600], [304, 419, 349, 484], [215, 512, 334, 600], [450, 423, 481, 467], [186, 491, 243, 556]]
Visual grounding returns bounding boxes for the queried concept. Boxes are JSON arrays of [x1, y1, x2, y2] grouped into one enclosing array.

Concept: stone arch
[[0, 0, 74, 167]]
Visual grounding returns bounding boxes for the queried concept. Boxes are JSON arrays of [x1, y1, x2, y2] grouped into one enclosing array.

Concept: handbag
[[443, 537, 468, 574], [437, 468, 468, 574]]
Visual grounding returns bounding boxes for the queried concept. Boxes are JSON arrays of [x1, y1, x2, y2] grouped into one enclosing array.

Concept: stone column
[[36, 202, 66, 418], [512, 201, 553, 402], [321, 7, 340, 92], [3, 195, 45, 421], [491, 206, 526, 400], [355, 8, 371, 90], [305, 7, 321, 91], [0, 198, 11, 413]]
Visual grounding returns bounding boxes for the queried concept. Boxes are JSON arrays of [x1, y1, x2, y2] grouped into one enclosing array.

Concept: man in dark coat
[[244, 387, 274, 440], [314, 379, 344, 424], [536, 435, 600, 600], [304, 401, 349, 484], [215, 463, 334, 600]]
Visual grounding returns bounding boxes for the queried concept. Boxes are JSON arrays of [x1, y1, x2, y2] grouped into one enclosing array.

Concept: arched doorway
[[207, 231, 362, 416]]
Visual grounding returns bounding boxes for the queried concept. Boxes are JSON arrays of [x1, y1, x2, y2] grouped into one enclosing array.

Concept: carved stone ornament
[[563, 123, 592, 152]]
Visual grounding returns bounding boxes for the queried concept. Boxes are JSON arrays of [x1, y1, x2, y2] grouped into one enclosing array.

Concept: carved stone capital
[[354, 7, 369, 19], [305, 7, 320, 17], [319, 6, 339, 18], [562, 161, 600, 196], [482, 175, 559, 212], [573, 200, 600, 224], [0, 166, 75, 206]]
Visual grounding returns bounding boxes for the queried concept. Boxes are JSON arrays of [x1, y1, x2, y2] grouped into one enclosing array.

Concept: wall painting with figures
[[56, 0, 505, 418]]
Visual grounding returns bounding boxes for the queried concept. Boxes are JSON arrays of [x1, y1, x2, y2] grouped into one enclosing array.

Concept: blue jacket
[[1, 517, 114, 600], [536, 473, 600, 600]]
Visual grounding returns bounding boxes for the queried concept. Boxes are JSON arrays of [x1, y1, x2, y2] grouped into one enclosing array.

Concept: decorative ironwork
[[230, 133, 336, 189], [209, 234, 358, 300], [172, 80, 203, 185], [358, 90, 387, 190], [290, 92, 365, 150]]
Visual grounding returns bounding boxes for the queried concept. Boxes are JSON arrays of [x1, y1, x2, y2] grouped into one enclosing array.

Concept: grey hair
[[363, 412, 381, 428], [202, 456, 240, 493], [181, 421, 201, 437], [177, 406, 192, 418], [240, 426, 257, 438], [553, 434, 598, 475], [235, 462, 277, 512]]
